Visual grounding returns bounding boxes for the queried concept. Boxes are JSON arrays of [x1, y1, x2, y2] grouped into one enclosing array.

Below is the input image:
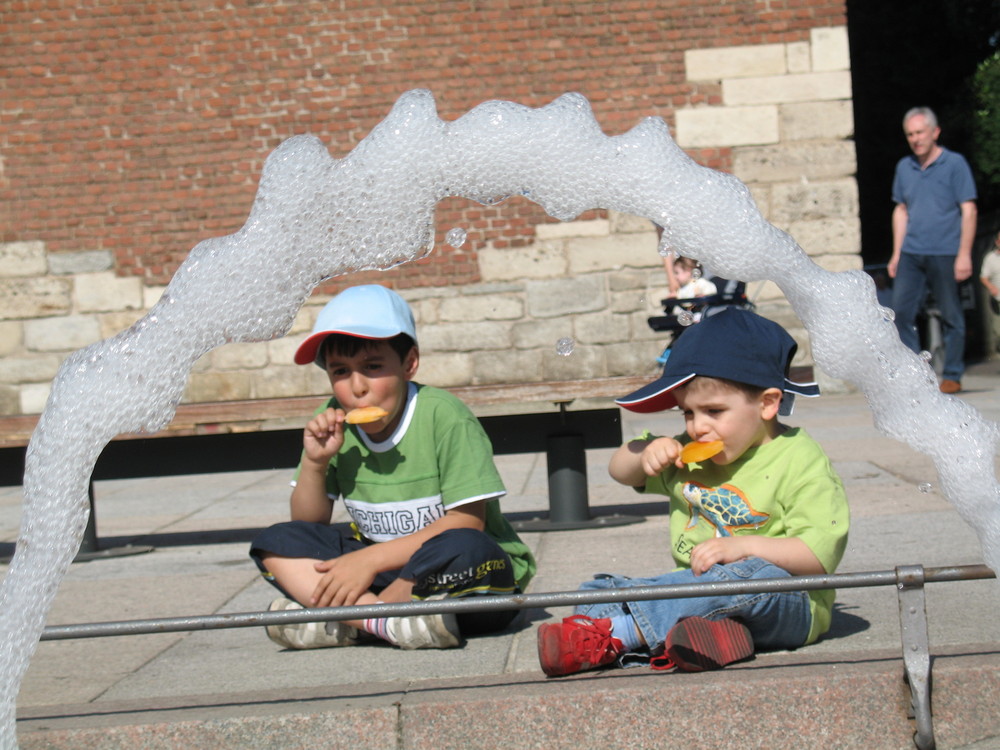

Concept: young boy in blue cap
[[538, 308, 849, 676], [251, 284, 535, 650]]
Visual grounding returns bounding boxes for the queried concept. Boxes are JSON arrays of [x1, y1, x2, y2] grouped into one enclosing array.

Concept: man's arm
[[888, 202, 908, 278], [655, 224, 680, 294], [954, 200, 977, 282], [663, 255, 679, 295]]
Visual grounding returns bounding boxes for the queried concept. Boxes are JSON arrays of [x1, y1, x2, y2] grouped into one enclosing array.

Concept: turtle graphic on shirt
[[682, 481, 769, 537]]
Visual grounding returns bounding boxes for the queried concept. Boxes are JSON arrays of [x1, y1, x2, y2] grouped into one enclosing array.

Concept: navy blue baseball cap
[[616, 307, 819, 416]]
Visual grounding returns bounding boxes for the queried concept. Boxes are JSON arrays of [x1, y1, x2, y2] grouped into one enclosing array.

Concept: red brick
[[1, 0, 845, 286]]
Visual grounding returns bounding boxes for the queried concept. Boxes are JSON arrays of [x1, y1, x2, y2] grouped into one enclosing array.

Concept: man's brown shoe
[[940, 379, 961, 394]]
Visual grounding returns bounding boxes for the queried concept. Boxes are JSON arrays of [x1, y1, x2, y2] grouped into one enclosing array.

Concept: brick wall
[[0, 1, 854, 416]]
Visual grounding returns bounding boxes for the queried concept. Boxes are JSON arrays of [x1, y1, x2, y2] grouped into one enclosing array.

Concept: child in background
[[979, 230, 1000, 352], [251, 285, 535, 650], [670, 256, 717, 316], [537, 308, 848, 676]]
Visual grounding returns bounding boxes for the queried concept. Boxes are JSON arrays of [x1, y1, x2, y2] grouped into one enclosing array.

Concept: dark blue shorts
[[250, 522, 519, 635]]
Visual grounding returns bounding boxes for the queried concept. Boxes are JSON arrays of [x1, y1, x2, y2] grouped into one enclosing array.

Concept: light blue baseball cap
[[294, 285, 417, 366]]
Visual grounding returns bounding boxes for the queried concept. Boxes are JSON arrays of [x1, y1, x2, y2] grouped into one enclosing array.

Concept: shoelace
[[649, 653, 677, 671], [566, 616, 619, 663]]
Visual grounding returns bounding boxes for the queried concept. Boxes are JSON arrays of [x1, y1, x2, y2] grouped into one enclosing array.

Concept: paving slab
[[6, 360, 1000, 748]]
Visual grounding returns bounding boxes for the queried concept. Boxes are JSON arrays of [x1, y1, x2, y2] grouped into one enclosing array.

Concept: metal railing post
[[896, 564, 935, 750]]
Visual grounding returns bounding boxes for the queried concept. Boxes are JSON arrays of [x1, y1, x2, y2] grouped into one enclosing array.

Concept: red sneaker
[[537, 615, 624, 676], [665, 616, 754, 672]]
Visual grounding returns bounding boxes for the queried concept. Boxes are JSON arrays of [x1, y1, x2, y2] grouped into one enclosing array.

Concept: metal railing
[[38, 562, 997, 750]]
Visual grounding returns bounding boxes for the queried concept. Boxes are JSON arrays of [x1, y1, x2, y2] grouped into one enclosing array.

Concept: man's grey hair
[[903, 106, 938, 129]]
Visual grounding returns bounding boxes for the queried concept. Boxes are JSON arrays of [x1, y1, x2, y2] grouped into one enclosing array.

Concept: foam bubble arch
[[2, 89, 999, 745]]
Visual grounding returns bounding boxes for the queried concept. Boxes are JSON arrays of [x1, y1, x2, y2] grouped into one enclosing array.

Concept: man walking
[[888, 106, 977, 394]]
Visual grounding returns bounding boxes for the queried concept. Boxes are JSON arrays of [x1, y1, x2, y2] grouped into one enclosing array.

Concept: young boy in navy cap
[[251, 284, 535, 650], [538, 308, 849, 676]]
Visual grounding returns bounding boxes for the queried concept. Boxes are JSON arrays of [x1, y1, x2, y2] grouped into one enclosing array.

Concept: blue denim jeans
[[574, 557, 811, 652], [891, 252, 965, 381]]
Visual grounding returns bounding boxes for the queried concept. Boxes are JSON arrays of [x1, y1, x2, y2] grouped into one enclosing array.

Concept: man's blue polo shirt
[[892, 146, 977, 256]]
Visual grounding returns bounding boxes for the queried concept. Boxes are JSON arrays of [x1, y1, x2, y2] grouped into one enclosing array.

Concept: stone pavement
[[3, 362, 1000, 749]]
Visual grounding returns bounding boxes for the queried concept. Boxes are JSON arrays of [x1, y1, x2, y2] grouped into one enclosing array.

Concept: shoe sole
[[537, 623, 569, 676], [666, 617, 754, 672]]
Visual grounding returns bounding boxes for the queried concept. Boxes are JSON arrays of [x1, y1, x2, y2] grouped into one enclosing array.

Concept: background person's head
[[902, 106, 941, 162], [672, 256, 703, 287]]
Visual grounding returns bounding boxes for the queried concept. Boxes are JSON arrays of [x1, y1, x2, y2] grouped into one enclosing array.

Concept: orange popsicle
[[345, 406, 389, 424], [680, 440, 724, 463]]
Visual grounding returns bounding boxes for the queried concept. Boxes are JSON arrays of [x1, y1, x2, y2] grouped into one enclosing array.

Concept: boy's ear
[[759, 387, 783, 420], [403, 346, 419, 380]]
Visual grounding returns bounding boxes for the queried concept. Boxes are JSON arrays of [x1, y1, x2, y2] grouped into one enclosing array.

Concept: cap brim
[[293, 329, 391, 366], [616, 374, 821, 415], [615, 373, 695, 413], [293, 332, 328, 366]]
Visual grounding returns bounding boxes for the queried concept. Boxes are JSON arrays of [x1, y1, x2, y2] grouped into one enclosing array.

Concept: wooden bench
[[0, 376, 652, 558]]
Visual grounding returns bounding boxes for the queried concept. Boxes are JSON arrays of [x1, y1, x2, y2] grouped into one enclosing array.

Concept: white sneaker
[[265, 597, 360, 650], [385, 611, 462, 650]]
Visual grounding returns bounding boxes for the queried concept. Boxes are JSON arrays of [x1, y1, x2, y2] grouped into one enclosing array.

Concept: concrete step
[[16, 644, 1000, 750]]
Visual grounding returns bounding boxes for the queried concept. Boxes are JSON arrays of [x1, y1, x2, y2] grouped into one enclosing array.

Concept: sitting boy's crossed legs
[[251, 524, 519, 650]]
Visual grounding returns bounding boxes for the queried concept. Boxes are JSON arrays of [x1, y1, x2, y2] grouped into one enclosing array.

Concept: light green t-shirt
[[643, 427, 849, 644], [300, 382, 536, 591]]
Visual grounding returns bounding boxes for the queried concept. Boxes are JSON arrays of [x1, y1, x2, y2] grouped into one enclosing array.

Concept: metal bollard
[[546, 432, 590, 524]]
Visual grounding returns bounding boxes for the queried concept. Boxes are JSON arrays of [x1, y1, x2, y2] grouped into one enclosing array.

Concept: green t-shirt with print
[[643, 427, 849, 644], [300, 382, 536, 591]]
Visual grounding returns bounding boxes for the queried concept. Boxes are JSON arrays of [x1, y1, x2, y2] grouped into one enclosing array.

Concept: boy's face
[[323, 339, 418, 441], [673, 378, 782, 465]]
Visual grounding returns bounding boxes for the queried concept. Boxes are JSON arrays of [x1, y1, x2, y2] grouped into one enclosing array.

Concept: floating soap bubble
[[880, 306, 895, 322], [556, 337, 575, 356], [691, 267, 702, 280], [919, 350, 933, 362], [918, 482, 934, 494], [677, 311, 695, 326], [446, 227, 467, 248]]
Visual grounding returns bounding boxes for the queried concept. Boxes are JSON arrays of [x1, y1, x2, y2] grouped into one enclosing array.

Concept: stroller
[[648, 276, 755, 365]]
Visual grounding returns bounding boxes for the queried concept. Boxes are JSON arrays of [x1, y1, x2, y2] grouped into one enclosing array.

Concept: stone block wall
[[677, 25, 860, 315], [0, 20, 858, 416]]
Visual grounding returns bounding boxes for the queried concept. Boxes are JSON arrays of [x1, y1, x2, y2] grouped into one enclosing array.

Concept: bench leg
[[512, 432, 645, 532], [78, 480, 100, 555], [547, 433, 591, 524], [72, 479, 155, 562]]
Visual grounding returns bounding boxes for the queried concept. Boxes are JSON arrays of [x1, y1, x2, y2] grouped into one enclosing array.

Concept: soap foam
[[1, 89, 998, 745]]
